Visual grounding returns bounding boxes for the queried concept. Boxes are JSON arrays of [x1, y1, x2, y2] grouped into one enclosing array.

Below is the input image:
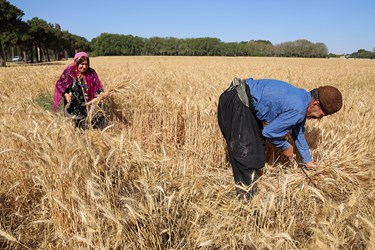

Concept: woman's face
[[77, 59, 89, 74]]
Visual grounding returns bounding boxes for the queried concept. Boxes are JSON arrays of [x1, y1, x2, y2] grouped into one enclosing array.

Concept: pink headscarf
[[74, 51, 89, 61], [53, 52, 104, 111]]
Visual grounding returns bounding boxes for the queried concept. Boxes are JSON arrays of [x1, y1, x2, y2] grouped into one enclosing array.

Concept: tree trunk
[[29, 45, 34, 63], [0, 58, 5, 67], [22, 50, 27, 63], [0, 45, 7, 67], [34, 45, 39, 62], [46, 47, 50, 62]]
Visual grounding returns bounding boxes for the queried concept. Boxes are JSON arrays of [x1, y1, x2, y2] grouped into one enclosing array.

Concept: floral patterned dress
[[63, 76, 105, 129]]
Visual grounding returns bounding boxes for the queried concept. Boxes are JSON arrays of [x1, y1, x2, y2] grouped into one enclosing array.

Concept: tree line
[[1, 0, 374, 66], [91, 33, 329, 58], [0, 0, 90, 66]]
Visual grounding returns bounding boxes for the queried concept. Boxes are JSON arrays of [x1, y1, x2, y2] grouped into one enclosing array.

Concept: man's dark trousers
[[217, 87, 265, 199]]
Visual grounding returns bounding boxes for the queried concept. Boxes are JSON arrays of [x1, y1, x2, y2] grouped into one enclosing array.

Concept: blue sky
[[9, 0, 375, 54]]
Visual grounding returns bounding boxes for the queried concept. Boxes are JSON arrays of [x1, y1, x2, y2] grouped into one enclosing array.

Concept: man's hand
[[302, 161, 318, 169], [283, 145, 294, 160]]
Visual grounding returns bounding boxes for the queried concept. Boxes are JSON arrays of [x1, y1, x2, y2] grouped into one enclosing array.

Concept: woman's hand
[[87, 92, 109, 105], [97, 92, 109, 99], [64, 93, 72, 103], [95, 92, 109, 102]]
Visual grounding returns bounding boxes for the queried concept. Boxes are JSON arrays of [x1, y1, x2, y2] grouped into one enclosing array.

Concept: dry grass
[[0, 56, 374, 249]]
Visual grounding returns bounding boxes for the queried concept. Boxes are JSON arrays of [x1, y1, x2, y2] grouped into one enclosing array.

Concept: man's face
[[306, 100, 326, 119]]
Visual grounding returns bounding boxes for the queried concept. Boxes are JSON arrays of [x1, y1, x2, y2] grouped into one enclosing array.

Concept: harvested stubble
[[0, 56, 374, 249]]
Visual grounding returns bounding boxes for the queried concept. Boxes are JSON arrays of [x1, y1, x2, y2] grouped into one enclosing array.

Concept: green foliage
[[0, 0, 24, 65], [91, 33, 144, 56], [273, 39, 328, 58], [34, 93, 54, 111], [90, 34, 329, 58], [349, 49, 373, 59], [0, 0, 24, 31], [0, 0, 91, 65], [328, 53, 340, 58]]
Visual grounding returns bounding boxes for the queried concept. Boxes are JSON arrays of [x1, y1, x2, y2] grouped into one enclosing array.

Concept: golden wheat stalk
[[0, 226, 32, 250]]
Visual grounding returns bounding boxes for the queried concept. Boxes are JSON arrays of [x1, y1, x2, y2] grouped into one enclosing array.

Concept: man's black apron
[[217, 78, 265, 191]]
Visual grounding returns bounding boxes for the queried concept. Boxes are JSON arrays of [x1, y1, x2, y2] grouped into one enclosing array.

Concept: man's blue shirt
[[245, 78, 312, 162]]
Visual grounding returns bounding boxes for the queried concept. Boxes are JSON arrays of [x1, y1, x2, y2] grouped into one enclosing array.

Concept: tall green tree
[[0, 0, 24, 66], [27, 17, 54, 62]]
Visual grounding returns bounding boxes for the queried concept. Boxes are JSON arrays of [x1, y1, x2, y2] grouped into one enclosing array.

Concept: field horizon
[[1, 56, 374, 249]]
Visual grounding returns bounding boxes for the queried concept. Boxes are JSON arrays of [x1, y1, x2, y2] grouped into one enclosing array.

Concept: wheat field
[[0, 56, 374, 249]]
